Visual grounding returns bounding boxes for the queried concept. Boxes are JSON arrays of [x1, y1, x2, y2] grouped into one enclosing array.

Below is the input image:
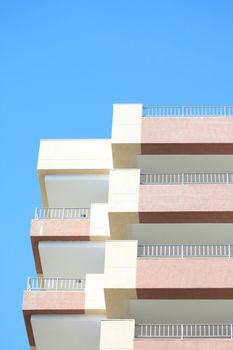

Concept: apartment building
[[23, 104, 233, 350]]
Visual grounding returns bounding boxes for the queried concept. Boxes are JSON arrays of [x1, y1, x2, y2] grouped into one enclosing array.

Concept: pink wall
[[134, 339, 233, 350], [23, 290, 85, 313], [31, 219, 90, 239], [141, 118, 233, 154], [139, 185, 233, 223], [137, 259, 233, 298]]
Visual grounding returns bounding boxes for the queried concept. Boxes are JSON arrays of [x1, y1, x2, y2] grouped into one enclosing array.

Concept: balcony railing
[[27, 277, 85, 291], [140, 173, 233, 185], [142, 106, 233, 117], [138, 244, 233, 258], [35, 207, 90, 220], [135, 324, 233, 339]]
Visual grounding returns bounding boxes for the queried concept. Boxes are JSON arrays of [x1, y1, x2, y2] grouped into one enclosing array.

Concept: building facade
[[23, 104, 233, 350]]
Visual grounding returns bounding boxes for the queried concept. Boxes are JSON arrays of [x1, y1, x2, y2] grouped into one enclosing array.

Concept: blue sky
[[0, 0, 233, 348]]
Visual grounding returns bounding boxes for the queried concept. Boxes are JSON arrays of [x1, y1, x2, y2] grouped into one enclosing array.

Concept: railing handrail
[[27, 277, 85, 291], [35, 207, 90, 219], [140, 173, 233, 185], [142, 106, 233, 117], [135, 323, 233, 339], [138, 244, 233, 258]]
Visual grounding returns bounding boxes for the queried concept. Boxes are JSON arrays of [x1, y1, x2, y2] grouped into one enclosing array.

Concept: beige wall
[[111, 104, 142, 167], [100, 320, 135, 350], [85, 274, 105, 312], [108, 169, 140, 212], [90, 203, 110, 240], [112, 104, 142, 144], [104, 241, 137, 317]]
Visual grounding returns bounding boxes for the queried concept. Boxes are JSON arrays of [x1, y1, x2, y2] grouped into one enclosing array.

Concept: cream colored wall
[[104, 241, 137, 317], [104, 241, 137, 288], [112, 104, 142, 144], [108, 169, 140, 212], [38, 139, 113, 171], [100, 320, 135, 350], [111, 104, 142, 167], [84, 274, 105, 312], [90, 203, 110, 240]]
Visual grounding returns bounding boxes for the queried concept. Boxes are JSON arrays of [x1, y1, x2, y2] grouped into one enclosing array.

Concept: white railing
[[27, 277, 85, 291], [142, 106, 233, 117], [35, 207, 90, 219], [140, 173, 233, 185], [135, 324, 233, 339], [138, 244, 233, 258]]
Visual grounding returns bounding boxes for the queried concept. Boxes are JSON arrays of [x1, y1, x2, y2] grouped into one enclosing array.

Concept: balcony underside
[[35, 241, 105, 277], [30, 315, 105, 350]]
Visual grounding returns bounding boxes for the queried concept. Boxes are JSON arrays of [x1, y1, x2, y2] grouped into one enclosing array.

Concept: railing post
[[35, 208, 38, 219], [224, 106, 227, 117], [181, 245, 184, 258], [181, 324, 183, 340], [182, 106, 184, 117], [229, 244, 231, 258], [27, 277, 31, 291], [56, 277, 59, 291], [231, 324, 233, 339]]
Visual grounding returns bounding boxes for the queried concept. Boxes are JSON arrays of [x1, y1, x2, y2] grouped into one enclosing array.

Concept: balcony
[[137, 242, 233, 299], [99, 319, 233, 350], [23, 276, 105, 349], [139, 172, 233, 223], [108, 169, 233, 238], [104, 241, 233, 317], [31, 206, 109, 275], [111, 104, 233, 167], [134, 323, 233, 350]]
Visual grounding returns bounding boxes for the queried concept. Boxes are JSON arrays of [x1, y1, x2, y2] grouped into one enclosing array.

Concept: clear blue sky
[[0, 0, 233, 348]]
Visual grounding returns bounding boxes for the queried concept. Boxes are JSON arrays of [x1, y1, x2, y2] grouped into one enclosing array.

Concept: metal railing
[[135, 324, 233, 339], [142, 106, 233, 117], [27, 277, 85, 291], [140, 173, 233, 185], [138, 244, 233, 258], [35, 207, 90, 219]]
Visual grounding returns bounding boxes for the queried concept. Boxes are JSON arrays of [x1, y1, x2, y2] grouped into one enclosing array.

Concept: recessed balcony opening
[[127, 300, 233, 325], [31, 315, 106, 350], [38, 241, 105, 278], [135, 155, 233, 174], [130, 223, 233, 245], [45, 175, 109, 208]]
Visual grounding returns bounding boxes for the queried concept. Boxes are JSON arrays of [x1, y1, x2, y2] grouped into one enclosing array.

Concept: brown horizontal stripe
[[137, 288, 233, 299], [139, 212, 233, 223], [142, 143, 233, 154]]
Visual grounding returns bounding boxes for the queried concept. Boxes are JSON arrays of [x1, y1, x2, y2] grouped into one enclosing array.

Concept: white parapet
[[38, 139, 113, 171], [100, 319, 135, 350], [37, 139, 113, 207]]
